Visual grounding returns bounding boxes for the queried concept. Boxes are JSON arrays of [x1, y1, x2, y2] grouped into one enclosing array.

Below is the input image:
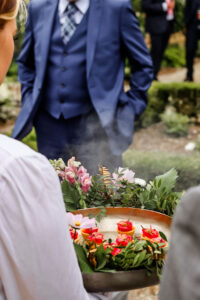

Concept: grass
[[21, 129, 38, 151], [123, 149, 200, 192]]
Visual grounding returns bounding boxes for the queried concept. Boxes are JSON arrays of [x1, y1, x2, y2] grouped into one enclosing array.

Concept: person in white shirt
[[0, 1, 113, 299]]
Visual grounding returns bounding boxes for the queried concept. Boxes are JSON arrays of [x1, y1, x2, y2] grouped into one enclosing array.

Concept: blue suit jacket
[[12, 0, 153, 155]]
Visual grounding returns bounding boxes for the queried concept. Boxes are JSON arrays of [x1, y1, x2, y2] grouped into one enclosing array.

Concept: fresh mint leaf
[[155, 168, 178, 194], [159, 231, 168, 242], [74, 244, 94, 274], [95, 244, 107, 271]]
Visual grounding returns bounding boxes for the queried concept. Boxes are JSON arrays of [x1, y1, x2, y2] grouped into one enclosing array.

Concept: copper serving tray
[[73, 207, 172, 292]]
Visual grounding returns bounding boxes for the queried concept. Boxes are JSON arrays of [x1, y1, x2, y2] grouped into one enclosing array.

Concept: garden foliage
[[161, 110, 189, 137], [51, 158, 181, 217], [124, 150, 200, 192], [74, 237, 167, 278], [140, 82, 200, 128]]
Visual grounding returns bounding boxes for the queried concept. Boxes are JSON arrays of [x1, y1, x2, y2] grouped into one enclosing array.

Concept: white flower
[[67, 157, 81, 169], [134, 178, 146, 187], [112, 167, 135, 184], [67, 213, 96, 229], [50, 158, 66, 171]]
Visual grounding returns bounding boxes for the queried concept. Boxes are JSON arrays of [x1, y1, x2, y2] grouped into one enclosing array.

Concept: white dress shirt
[[0, 135, 104, 300], [59, 0, 90, 25]]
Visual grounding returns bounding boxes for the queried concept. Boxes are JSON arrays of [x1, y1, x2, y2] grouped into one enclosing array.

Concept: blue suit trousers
[[34, 109, 122, 174]]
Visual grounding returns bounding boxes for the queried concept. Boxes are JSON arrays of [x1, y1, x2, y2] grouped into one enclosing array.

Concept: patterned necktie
[[60, 2, 79, 45]]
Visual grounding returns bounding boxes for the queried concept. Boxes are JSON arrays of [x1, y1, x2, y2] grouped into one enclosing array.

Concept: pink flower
[[67, 157, 81, 173], [112, 167, 135, 184], [77, 166, 88, 179], [67, 213, 96, 229], [112, 172, 120, 183], [80, 173, 92, 193], [58, 170, 65, 180], [122, 168, 135, 183], [65, 167, 76, 184]]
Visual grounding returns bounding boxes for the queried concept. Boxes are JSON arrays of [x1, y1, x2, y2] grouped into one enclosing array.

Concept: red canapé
[[81, 227, 98, 234], [117, 220, 133, 232], [116, 234, 133, 247], [89, 232, 104, 244], [142, 227, 159, 239]]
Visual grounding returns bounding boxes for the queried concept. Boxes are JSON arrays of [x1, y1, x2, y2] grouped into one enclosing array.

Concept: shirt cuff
[[162, 3, 167, 11]]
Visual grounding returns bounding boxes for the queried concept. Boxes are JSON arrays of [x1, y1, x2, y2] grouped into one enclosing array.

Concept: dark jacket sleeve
[[142, 0, 165, 14], [17, 2, 35, 105], [120, 0, 153, 116]]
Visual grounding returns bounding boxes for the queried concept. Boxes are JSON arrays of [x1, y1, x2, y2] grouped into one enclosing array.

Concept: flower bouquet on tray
[[50, 156, 182, 217], [50, 157, 175, 289]]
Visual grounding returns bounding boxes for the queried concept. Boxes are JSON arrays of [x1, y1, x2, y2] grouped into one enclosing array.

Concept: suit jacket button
[[61, 83, 66, 88], [62, 67, 67, 72]]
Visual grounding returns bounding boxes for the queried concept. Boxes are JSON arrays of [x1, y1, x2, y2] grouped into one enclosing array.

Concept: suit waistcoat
[[42, 7, 92, 119]]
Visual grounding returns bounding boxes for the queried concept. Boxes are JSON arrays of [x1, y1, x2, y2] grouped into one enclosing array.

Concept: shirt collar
[[59, 0, 89, 15]]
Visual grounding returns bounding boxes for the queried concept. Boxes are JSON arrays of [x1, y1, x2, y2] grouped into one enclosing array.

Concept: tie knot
[[67, 2, 78, 12]]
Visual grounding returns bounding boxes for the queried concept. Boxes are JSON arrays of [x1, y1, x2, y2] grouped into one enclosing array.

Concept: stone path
[[158, 60, 200, 83], [128, 285, 159, 300]]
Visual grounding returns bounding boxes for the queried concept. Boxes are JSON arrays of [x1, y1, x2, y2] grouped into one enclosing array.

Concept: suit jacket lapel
[[38, 0, 58, 84], [86, 0, 103, 80]]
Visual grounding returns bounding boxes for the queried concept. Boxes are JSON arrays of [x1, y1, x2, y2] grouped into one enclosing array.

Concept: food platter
[[73, 207, 172, 292]]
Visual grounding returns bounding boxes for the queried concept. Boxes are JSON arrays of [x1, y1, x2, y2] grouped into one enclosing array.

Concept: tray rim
[[72, 207, 172, 226]]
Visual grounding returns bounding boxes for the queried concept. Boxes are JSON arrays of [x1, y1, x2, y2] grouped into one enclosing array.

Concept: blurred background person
[[184, 0, 200, 82], [12, 0, 153, 174], [159, 186, 200, 299], [142, 0, 175, 81]]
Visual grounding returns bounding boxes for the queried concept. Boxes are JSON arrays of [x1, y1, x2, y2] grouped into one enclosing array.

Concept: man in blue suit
[[13, 0, 153, 173]]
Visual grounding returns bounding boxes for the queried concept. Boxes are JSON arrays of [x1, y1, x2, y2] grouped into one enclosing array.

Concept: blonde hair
[[0, 0, 26, 27]]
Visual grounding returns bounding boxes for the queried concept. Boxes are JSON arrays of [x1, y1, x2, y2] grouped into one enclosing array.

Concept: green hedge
[[162, 44, 185, 68], [140, 82, 200, 128], [21, 129, 38, 151], [123, 150, 200, 192]]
